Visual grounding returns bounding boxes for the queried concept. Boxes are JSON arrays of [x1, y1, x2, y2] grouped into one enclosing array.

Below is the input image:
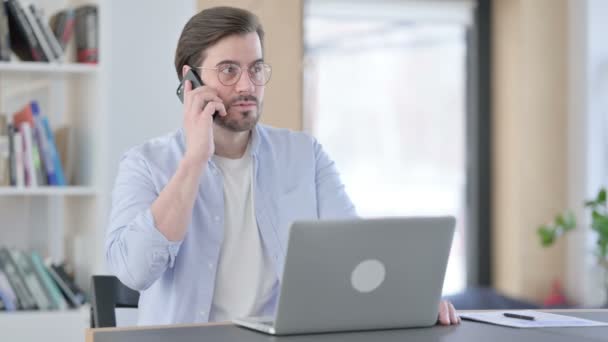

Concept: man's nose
[[235, 70, 255, 93]]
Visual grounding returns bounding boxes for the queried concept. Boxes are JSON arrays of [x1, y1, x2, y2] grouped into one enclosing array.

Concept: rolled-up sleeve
[[105, 151, 183, 291], [313, 138, 358, 219]]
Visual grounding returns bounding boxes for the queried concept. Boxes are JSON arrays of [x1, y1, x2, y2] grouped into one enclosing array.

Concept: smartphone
[[176, 68, 218, 119]]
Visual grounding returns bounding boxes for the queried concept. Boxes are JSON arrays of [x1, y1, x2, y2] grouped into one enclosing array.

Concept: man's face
[[198, 32, 265, 132]]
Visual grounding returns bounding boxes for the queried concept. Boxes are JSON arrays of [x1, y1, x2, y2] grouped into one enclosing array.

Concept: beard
[[215, 94, 262, 132]]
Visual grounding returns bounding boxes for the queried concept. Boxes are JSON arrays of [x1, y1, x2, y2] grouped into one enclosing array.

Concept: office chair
[[90, 275, 140, 328]]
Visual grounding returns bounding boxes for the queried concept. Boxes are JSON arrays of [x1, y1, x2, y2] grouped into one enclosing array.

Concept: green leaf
[[592, 210, 601, 222], [562, 210, 577, 230], [538, 225, 555, 247], [592, 210, 608, 225], [597, 239, 608, 259], [598, 188, 607, 204], [592, 214, 607, 237], [537, 210, 579, 248], [585, 200, 596, 208], [592, 212, 608, 237], [555, 213, 565, 227]]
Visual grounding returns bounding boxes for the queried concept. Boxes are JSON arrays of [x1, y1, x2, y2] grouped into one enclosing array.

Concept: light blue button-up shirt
[[106, 124, 357, 325]]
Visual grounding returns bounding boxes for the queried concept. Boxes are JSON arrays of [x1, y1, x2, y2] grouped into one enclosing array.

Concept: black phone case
[[176, 69, 218, 119], [176, 68, 204, 103]]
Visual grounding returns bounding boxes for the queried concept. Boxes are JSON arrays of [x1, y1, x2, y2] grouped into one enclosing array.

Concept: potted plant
[[537, 187, 608, 305]]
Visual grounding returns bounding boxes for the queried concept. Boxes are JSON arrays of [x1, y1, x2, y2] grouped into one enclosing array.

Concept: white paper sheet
[[460, 310, 608, 328]]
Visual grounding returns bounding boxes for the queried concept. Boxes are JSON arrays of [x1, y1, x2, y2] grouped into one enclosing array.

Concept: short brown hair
[[174, 6, 265, 81]]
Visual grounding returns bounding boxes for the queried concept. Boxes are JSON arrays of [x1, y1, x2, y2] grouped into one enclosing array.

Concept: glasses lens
[[249, 63, 272, 85], [218, 64, 242, 85]]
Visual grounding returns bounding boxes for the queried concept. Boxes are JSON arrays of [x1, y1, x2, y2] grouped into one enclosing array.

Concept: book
[[60, 9, 74, 50], [49, 9, 74, 51], [7, 123, 16, 186], [10, 249, 54, 310], [48, 10, 64, 48], [30, 251, 68, 310], [18, 122, 37, 186], [41, 116, 65, 185], [13, 103, 46, 186], [0, 268, 18, 311], [29, 5, 63, 60], [12, 130, 24, 187], [5, 0, 43, 61], [31, 101, 55, 185], [0, 115, 9, 186], [54, 125, 73, 185], [12, 102, 63, 186], [12, 101, 34, 126], [46, 262, 86, 307], [20, 2, 54, 62], [0, 0, 11, 61], [0, 247, 37, 310]]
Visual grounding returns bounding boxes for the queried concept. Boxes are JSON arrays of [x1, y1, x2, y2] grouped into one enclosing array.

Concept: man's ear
[[182, 65, 191, 80]]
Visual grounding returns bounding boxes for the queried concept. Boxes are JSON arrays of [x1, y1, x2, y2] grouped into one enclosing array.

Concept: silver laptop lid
[[273, 216, 455, 335]]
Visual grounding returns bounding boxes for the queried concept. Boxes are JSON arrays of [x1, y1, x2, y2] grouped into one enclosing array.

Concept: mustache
[[228, 95, 259, 105]]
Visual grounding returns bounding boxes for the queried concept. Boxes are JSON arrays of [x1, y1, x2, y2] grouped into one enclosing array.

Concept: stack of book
[[0, 246, 87, 311], [0, 101, 71, 187], [0, 0, 97, 63]]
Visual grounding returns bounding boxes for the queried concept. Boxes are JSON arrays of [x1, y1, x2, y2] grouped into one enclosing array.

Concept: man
[[106, 6, 460, 326]]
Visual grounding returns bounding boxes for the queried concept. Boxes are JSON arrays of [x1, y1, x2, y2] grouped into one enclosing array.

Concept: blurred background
[[0, 0, 607, 340]]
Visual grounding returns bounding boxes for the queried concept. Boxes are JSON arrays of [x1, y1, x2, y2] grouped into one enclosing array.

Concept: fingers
[[201, 101, 227, 119], [437, 301, 460, 326], [214, 101, 228, 117], [184, 85, 219, 109], [438, 301, 450, 325], [190, 95, 223, 115], [183, 80, 192, 106], [186, 88, 225, 119], [448, 301, 460, 324]]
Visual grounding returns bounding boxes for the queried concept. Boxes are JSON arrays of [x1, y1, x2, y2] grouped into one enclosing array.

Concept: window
[[304, 0, 473, 294]]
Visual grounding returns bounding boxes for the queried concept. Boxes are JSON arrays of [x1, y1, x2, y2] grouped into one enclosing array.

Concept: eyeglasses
[[195, 62, 272, 86]]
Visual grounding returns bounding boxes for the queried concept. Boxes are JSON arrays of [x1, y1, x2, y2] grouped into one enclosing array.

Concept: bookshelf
[[0, 185, 97, 196], [0, 0, 103, 340], [0, 305, 90, 341], [2, 0, 190, 340], [0, 61, 98, 74]]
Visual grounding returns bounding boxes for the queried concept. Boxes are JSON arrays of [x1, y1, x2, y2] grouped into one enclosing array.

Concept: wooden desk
[[86, 309, 608, 342]]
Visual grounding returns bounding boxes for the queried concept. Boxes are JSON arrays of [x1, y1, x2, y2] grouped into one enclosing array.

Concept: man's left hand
[[437, 300, 460, 325]]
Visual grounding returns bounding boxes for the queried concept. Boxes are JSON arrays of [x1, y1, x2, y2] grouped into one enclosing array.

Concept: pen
[[503, 313, 535, 321]]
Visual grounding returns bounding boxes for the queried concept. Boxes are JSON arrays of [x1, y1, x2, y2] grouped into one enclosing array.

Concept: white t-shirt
[[209, 148, 277, 322]]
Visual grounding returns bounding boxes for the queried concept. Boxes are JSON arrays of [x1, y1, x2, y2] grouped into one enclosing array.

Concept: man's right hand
[[150, 80, 228, 242], [182, 79, 227, 164]]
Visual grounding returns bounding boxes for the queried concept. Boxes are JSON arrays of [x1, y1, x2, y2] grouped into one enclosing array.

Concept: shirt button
[[200, 310, 206, 316], [214, 216, 220, 222], [208, 262, 213, 270]]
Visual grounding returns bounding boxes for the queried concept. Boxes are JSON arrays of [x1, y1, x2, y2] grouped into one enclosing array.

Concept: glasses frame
[[194, 62, 272, 86]]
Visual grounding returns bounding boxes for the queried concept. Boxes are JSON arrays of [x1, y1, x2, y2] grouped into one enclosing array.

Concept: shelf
[[0, 186, 98, 196], [0, 305, 90, 342], [0, 61, 98, 75]]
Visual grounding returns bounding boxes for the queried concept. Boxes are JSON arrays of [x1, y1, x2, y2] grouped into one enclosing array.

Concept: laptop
[[232, 216, 456, 335]]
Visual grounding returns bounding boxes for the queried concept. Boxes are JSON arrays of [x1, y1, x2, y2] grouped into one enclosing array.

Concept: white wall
[[97, 1, 196, 273]]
